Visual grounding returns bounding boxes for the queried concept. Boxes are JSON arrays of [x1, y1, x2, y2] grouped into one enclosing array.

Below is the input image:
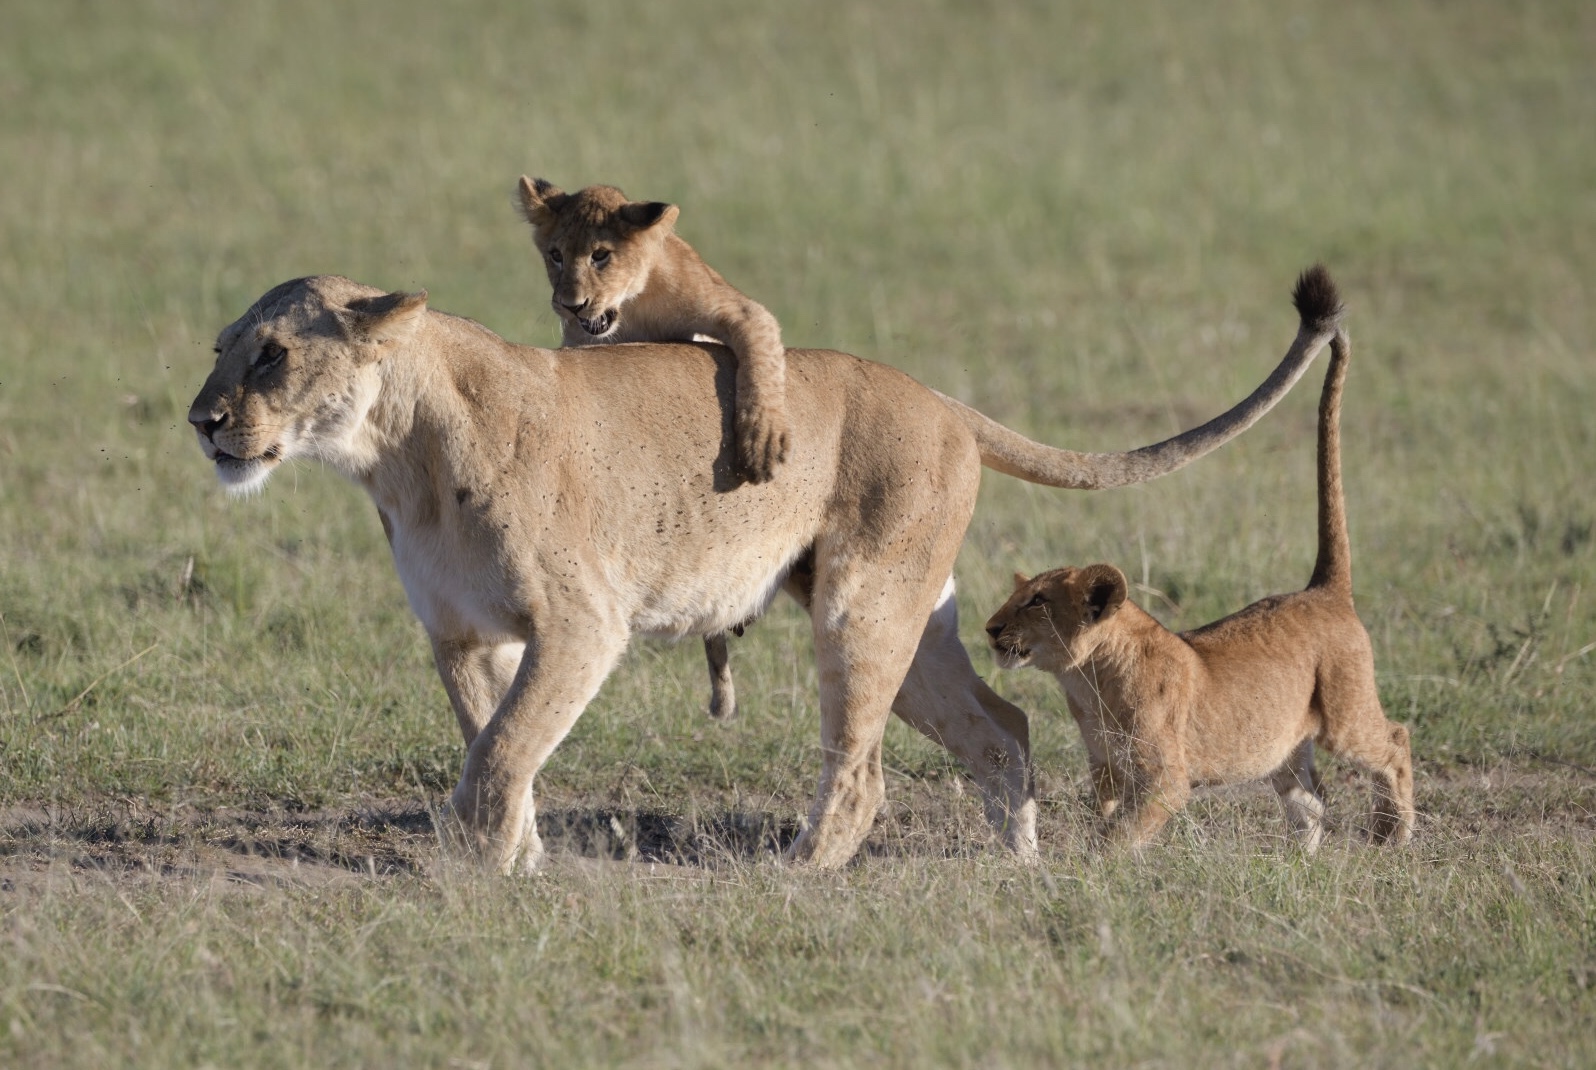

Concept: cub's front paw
[[736, 401, 791, 484]]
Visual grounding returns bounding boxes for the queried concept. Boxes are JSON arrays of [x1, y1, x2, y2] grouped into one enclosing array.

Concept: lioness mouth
[[215, 444, 282, 464], [578, 309, 617, 336]]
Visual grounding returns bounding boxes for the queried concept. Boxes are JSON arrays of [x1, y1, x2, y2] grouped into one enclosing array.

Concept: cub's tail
[[936, 265, 1345, 490], [1307, 322, 1353, 596]]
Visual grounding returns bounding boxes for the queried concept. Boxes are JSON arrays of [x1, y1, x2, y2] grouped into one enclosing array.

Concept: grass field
[[2, 1, 1594, 1066]]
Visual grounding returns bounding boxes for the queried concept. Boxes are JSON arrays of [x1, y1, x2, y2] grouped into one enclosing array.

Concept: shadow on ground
[[0, 800, 810, 889], [1, 760, 1591, 892]]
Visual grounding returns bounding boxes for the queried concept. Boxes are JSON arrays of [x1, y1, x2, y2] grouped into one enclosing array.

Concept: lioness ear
[[1011, 572, 1030, 592], [1081, 564, 1128, 623], [516, 176, 568, 228], [617, 200, 679, 233], [338, 290, 429, 348]]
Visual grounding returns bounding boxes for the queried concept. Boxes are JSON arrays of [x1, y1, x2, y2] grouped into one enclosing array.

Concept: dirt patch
[[2, 760, 1590, 893]]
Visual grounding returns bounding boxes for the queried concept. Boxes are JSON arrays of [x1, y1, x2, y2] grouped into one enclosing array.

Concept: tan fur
[[189, 269, 1339, 873], [518, 176, 786, 720], [986, 314, 1415, 851], [517, 177, 789, 484]]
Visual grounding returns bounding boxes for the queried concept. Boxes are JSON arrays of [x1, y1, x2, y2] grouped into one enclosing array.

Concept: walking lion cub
[[985, 268, 1414, 851]]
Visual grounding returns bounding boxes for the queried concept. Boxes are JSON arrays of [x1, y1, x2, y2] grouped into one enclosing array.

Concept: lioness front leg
[[431, 633, 525, 746], [448, 616, 628, 874]]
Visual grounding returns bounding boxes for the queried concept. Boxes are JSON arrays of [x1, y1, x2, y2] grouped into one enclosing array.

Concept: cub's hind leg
[[1270, 738, 1327, 852], [1354, 718, 1415, 845], [1315, 635, 1415, 845]]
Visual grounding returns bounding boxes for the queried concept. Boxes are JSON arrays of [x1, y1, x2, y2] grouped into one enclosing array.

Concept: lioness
[[986, 270, 1415, 850], [516, 175, 789, 720], [189, 270, 1340, 873]]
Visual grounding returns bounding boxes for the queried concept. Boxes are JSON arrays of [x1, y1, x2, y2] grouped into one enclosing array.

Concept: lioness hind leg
[[1270, 738, 1327, 852], [889, 580, 1039, 859], [704, 634, 737, 720], [793, 554, 975, 868]]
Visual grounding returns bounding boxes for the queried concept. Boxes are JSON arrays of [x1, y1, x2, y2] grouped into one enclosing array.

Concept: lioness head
[[985, 564, 1129, 671], [516, 176, 680, 341], [187, 275, 428, 495]]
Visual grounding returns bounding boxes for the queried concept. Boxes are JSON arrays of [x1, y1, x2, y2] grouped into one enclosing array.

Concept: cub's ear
[[1011, 572, 1030, 592], [617, 200, 679, 232], [337, 290, 428, 349], [1080, 564, 1128, 624], [516, 176, 568, 227]]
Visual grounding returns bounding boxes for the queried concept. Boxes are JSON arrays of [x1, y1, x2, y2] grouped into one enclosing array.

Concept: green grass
[[2, 0, 1594, 1066]]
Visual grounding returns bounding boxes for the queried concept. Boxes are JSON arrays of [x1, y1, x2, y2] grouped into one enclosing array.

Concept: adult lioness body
[[189, 273, 1339, 873]]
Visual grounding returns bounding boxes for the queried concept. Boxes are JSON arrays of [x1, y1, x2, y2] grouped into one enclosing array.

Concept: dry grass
[[2, 0, 1594, 1065]]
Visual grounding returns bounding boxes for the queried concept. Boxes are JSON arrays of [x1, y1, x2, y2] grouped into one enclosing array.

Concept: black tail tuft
[[1292, 264, 1345, 333]]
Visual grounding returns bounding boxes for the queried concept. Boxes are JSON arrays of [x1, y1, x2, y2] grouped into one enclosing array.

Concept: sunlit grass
[[1, 1, 1593, 1066]]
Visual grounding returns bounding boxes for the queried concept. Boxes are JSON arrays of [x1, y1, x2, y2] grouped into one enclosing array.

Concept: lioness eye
[[548, 248, 563, 265], [256, 341, 286, 370], [1025, 593, 1046, 609], [591, 248, 610, 265]]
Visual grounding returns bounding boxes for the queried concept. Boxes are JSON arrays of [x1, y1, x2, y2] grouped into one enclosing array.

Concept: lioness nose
[[985, 623, 1004, 640], [560, 299, 589, 314], [188, 403, 227, 438]]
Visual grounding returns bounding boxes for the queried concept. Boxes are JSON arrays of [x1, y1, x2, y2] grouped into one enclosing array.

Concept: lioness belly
[[630, 548, 803, 639]]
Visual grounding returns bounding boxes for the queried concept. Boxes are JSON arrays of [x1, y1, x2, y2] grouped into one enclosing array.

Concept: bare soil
[[3, 760, 1590, 894]]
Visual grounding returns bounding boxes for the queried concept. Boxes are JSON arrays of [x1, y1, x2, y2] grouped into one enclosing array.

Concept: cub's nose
[[559, 299, 590, 315], [985, 623, 1005, 641], [188, 402, 227, 438]]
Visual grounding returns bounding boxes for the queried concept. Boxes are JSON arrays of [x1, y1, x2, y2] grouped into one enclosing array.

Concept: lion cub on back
[[516, 176, 789, 482], [517, 176, 791, 720], [985, 267, 1414, 851]]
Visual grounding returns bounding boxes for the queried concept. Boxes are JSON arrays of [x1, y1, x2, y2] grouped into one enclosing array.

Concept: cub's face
[[985, 564, 1128, 672], [516, 178, 679, 341], [187, 276, 426, 495]]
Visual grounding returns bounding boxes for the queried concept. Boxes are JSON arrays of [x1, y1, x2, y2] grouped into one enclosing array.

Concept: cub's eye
[[591, 248, 610, 266], [548, 248, 563, 265], [1025, 593, 1047, 609], [256, 341, 286, 371]]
